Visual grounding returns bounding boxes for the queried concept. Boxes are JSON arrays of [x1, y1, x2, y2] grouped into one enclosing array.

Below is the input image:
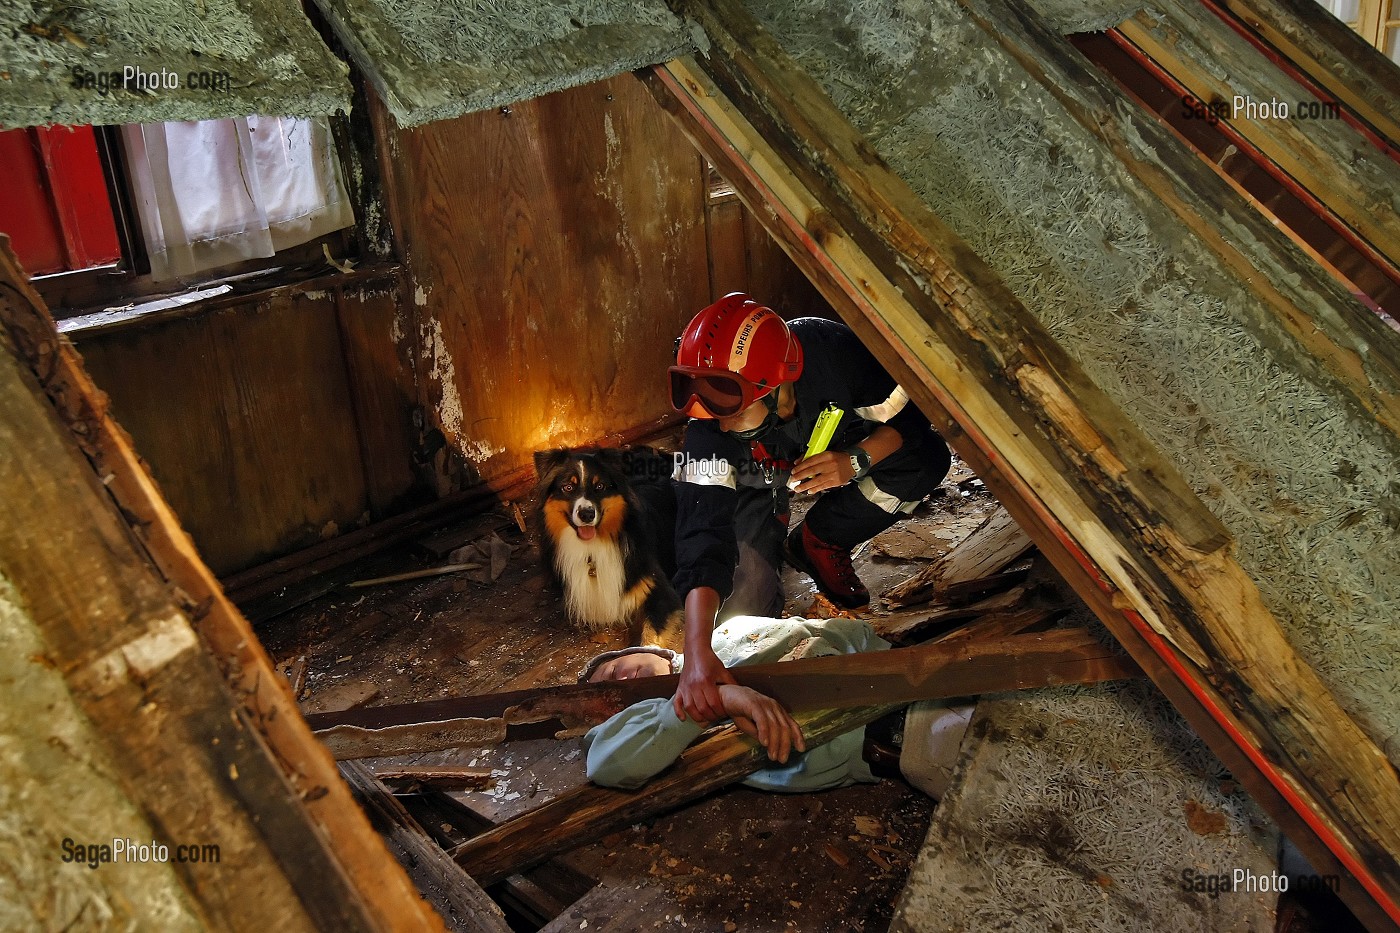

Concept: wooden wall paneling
[[333, 281, 421, 516], [705, 195, 751, 298], [396, 71, 710, 479], [741, 202, 833, 318], [76, 291, 371, 575]]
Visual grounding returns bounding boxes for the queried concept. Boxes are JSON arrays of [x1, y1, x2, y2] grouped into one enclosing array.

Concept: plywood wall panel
[[396, 72, 711, 480], [333, 284, 419, 516], [76, 292, 370, 575]]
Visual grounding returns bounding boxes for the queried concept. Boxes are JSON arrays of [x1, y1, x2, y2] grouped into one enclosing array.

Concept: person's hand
[[588, 653, 672, 682], [673, 642, 735, 722], [719, 684, 807, 764], [789, 449, 856, 495]]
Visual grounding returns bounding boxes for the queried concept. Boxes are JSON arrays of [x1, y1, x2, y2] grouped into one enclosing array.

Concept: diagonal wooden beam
[[449, 704, 896, 886], [308, 628, 1139, 759], [644, 2, 1400, 925], [1216, 0, 1400, 147], [339, 762, 512, 933], [1116, 2, 1400, 273]]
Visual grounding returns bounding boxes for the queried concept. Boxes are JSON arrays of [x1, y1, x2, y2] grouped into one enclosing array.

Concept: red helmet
[[669, 293, 804, 419]]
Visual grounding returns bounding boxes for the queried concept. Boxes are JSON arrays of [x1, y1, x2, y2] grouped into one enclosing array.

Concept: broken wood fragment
[[372, 766, 496, 793], [451, 704, 901, 886], [339, 762, 511, 933], [883, 507, 1033, 608], [347, 562, 481, 588], [319, 717, 507, 760]]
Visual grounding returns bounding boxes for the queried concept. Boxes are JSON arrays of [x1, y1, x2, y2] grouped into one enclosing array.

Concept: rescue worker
[[666, 293, 951, 723]]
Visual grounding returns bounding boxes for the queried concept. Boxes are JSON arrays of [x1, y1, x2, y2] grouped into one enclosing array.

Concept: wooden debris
[[319, 717, 507, 760], [300, 681, 381, 716], [308, 629, 1141, 759], [339, 762, 511, 933], [451, 704, 901, 886], [348, 562, 481, 588], [883, 507, 1033, 608], [373, 766, 496, 793], [283, 654, 309, 699], [823, 843, 850, 867]]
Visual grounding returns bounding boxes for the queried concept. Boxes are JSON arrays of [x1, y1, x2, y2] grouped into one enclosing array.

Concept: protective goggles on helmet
[[668, 366, 766, 418]]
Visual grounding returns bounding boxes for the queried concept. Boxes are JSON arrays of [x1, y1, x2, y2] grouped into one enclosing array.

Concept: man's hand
[[588, 652, 671, 682], [789, 449, 855, 495], [673, 641, 736, 722], [720, 684, 807, 764]]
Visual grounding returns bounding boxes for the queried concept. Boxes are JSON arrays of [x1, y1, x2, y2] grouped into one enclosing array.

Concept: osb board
[[0, 0, 349, 128], [75, 290, 370, 575], [308, 0, 693, 126], [395, 71, 711, 479]]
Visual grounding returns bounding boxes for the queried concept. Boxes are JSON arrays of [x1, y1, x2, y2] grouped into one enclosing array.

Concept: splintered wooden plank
[[450, 703, 897, 887], [883, 506, 1033, 608], [340, 762, 511, 933], [644, 3, 1400, 924]]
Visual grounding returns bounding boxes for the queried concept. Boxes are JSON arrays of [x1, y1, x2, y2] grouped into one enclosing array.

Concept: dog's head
[[534, 448, 630, 543]]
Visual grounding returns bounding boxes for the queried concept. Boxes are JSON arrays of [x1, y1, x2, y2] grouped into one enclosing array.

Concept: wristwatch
[[845, 446, 873, 480]]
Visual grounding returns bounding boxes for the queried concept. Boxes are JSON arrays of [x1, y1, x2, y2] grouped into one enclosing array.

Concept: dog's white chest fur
[[553, 534, 642, 628]]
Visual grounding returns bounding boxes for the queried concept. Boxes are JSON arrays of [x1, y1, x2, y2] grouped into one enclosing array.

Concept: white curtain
[[121, 116, 354, 282]]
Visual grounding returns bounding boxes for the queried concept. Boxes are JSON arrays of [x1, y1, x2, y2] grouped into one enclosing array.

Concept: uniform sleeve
[[672, 421, 747, 600], [824, 323, 933, 450], [583, 698, 705, 790]]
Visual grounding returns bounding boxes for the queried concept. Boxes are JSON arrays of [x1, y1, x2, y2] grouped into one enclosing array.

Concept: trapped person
[[666, 293, 951, 723], [582, 615, 890, 791]]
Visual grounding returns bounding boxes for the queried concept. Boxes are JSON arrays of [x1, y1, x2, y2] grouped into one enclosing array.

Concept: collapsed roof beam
[[649, 0, 1400, 926]]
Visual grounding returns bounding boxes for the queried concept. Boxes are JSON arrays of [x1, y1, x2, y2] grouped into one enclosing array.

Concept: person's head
[[669, 293, 803, 435]]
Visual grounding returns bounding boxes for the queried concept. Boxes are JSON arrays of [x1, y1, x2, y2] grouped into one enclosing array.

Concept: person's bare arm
[[790, 424, 904, 494], [673, 587, 736, 722], [719, 684, 806, 764]]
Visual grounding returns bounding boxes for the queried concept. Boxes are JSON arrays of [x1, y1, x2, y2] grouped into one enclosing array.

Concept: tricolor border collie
[[533, 447, 684, 650]]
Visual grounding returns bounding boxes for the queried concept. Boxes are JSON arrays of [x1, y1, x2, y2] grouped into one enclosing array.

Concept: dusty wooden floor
[[257, 457, 1003, 932]]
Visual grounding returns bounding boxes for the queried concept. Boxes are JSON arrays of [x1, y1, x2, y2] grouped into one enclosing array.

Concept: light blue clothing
[[583, 615, 890, 792]]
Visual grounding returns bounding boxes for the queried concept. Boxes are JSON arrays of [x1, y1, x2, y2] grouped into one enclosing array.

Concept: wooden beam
[[340, 762, 511, 933], [1116, 1, 1400, 271], [0, 239, 447, 930], [643, 3, 1400, 923], [1216, 0, 1400, 146], [309, 629, 1140, 758], [450, 703, 898, 886]]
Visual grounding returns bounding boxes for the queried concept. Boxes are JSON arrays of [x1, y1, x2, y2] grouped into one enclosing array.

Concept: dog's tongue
[[577, 525, 597, 541]]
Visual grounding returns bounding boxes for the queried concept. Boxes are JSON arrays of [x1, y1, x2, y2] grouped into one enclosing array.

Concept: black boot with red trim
[[784, 522, 870, 610]]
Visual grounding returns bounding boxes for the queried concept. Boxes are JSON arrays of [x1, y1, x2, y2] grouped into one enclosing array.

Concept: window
[[1317, 0, 1400, 62], [0, 116, 355, 317]]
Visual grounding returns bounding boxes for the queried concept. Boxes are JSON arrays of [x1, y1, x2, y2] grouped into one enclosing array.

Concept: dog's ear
[[534, 448, 571, 478]]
